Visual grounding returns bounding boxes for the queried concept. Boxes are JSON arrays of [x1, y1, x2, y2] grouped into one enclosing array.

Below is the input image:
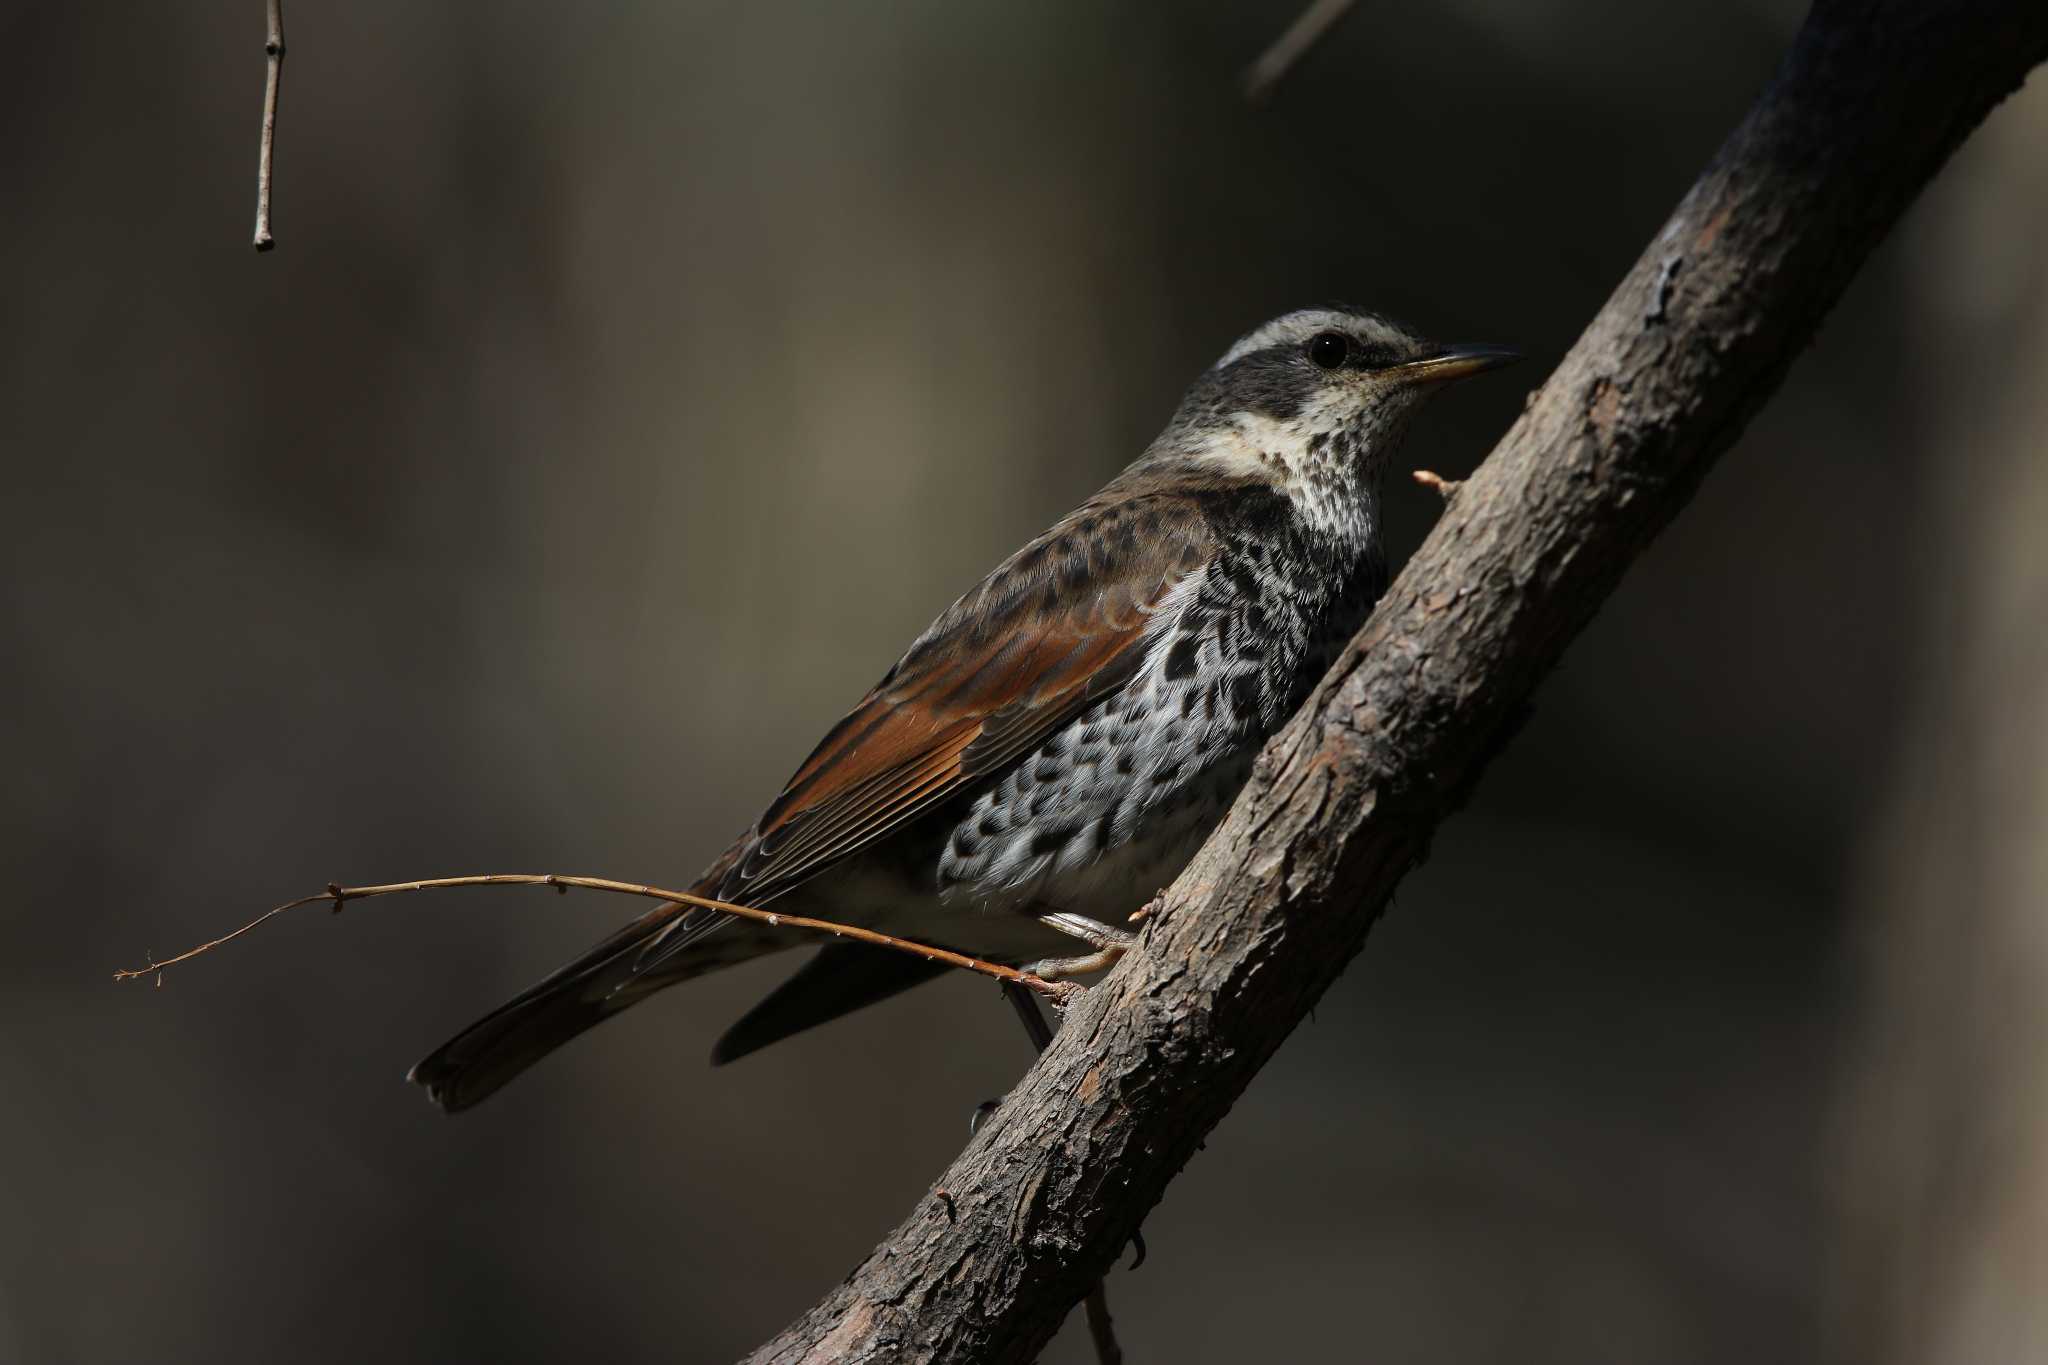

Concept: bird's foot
[[1021, 950, 1122, 982], [1024, 912, 1136, 982]]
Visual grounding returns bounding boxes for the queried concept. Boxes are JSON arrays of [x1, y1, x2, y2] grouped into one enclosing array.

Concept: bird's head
[[1158, 305, 1516, 518]]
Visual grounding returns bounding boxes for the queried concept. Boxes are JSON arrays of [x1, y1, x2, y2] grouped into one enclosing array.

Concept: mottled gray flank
[[746, 2, 2048, 1361]]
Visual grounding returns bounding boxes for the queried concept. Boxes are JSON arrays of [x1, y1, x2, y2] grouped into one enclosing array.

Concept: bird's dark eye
[[1307, 332, 1350, 370]]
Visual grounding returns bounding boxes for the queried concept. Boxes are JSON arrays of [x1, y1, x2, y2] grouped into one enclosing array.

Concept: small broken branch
[[115, 873, 1071, 1003], [1410, 468, 1463, 501], [253, 0, 285, 250]]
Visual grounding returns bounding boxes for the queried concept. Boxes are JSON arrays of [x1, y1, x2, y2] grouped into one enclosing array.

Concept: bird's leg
[[973, 905, 1137, 1135], [969, 980, 1055, 1136], [970, 982, 1140, 1354], [1003, 975, 1057, 1051], [991, 977, 1149, 1276], [1021, 911, 1138, 980]]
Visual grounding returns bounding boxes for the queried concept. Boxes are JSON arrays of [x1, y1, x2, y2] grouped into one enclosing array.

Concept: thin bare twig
[[1242, 0, 1358, 104], [253, 0, 285, 250], [113, 873, 1074, 1003]]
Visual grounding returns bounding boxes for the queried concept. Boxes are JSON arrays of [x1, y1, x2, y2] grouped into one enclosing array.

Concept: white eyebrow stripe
[[1211, 308, 1406, 369]]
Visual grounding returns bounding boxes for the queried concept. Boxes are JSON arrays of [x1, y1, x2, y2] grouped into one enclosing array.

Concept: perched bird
[[411, 306, 1514, 1111]]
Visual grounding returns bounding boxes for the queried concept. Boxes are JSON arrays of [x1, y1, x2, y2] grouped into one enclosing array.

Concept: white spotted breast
[[934, 520, 1383, 920]]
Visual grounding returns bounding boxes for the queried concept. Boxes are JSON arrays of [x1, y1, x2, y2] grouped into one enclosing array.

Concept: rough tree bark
[[751, 3, 2048, 1360]]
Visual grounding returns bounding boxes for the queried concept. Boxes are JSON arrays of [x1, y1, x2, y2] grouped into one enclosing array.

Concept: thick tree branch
[[748, 3, 2048, 1361]]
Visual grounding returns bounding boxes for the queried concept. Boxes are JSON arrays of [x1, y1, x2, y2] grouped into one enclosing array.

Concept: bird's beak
[[1390, 344, 1522, 385]]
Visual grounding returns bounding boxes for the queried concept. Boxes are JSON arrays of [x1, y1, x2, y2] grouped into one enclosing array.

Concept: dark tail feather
[[710, 941, 949, 1065], [409, 904, 769, 1113]]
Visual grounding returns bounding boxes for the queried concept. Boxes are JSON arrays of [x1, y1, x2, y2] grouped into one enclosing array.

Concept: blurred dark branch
[[748, 2, 2048, 1361], [1081, 1286, 1122, 1365], [253, 0, 284, 251], [115, 873, 1065, 1001], [1243, 0, 1359, 104]]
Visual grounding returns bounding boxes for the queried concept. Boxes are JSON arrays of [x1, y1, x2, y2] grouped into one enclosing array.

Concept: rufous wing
[[720, 490, 1219, 903]]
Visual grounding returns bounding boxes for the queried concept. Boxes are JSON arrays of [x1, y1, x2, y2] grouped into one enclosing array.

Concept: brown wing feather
[[719, 488, 1219, 903]]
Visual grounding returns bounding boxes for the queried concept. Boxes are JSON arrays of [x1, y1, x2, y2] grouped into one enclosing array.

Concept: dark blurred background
[[6, 2, 2045, 1361]]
